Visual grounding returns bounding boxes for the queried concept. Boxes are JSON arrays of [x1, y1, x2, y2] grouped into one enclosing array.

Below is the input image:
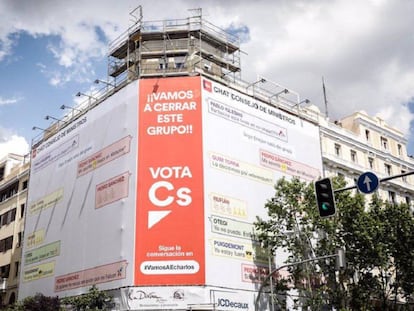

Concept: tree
[[60, 285, 113, 310], [1, 286, 113, 311], [255, 176, 414, 310], [1, 293, 62, 311]]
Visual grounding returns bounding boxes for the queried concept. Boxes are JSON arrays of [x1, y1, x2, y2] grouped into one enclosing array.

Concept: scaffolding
[[107, 7, 241, 83], [32, 7, 320, 147]]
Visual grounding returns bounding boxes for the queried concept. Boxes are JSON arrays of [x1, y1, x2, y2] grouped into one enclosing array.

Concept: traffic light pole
[[254, 253, 342, 311], [334, 171, 414, 193]]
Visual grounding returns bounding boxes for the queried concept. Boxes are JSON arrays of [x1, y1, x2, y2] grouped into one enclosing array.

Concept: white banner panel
[[19, 81, 139, 299], [118, 286, 256, 310], [201, 78, 322, 290]]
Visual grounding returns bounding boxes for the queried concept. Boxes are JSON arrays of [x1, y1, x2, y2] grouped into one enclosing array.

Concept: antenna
[[322, 76, 329, 118], [129, 5, 142, 25]]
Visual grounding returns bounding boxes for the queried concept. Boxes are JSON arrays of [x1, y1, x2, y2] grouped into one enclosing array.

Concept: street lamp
[[60, 104, 82, 113], [45, 115, 65, 123], [269, 88, 289, 101], [76, 91, 97, 107], [293, 99, 310, 124], [94, 79, 115, 88], [76, 91, 97, 101], [246, 77, 267, 91], [294, 99, 310, 107], [32, 126, 50, 132]]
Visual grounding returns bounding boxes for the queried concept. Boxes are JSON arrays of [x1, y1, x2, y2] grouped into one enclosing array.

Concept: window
[[384, 164, 392, 176], [397, 144, 402, 156], [0, 166, 4, 181], [334, 144, 341, 156], [350, 150, 357, 163], [0, 181, 19, 203], [0, 264, 10, 278], [365, 129, 370, 141], [381, 136, 388, 150], [388, 191, 396, 204], [22, 180, 28, 190], [368, 157, 374, 169], [20, 203, 25, 218], [174, 56, 185, 69], [0, 236, 13, 252], [159, 57, 168, 70], [1, 214, 7, 226], [0, 208, 17, 226], [17, 232, 23, 248], [8, 208, 16, 224], [175, 62, 184, 69], [405, 196, 411, 206], [14, 261, 19, 278], [5, 236, 13, 251], [8, 292, 16, 305]]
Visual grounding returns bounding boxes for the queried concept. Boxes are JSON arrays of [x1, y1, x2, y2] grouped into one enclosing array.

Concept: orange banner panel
[[135, 76, 205, 285]]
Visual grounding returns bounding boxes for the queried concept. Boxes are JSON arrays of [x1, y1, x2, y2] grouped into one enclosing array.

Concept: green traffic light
[[315, 178, 336, 217]]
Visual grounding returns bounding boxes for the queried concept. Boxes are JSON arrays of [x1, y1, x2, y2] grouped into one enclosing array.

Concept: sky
[[1, 0, 414, 159]]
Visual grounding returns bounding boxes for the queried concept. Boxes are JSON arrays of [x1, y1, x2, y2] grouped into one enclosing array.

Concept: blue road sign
[[357, 171, 379, 194]]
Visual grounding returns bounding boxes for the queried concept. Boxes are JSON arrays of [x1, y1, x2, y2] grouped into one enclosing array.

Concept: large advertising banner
[[201, 78, 322, 291], [135, 77, 205, 285], [19, 73, 322, 306], [19, 82, 139, 299]]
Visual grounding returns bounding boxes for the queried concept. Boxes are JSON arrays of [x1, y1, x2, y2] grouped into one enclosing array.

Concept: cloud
[[207, 0, 414, 140], [0, 0, 414, 150], [0, 128, 29, 159], [0, 35, 15, 62], [0, 96, 22, 106], [0, 0, 128, 85]]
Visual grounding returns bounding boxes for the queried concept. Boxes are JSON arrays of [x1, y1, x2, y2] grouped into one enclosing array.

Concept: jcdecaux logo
[[217, 298, 249, 309]]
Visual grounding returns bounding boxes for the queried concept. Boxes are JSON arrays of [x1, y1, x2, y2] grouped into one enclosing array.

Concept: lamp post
[[45, 115, 65, 124], [94, 79, 115, 89], [60, 105, 82, 113], [32, 126, 50, 132], [269, 89, 289, 102], [246, 77, 267, 95], [76, 92, 97, 106], [294, 98, 310, 109]]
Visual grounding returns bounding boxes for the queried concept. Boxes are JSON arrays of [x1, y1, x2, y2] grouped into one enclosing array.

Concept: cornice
[[320, 127, 414, 169]]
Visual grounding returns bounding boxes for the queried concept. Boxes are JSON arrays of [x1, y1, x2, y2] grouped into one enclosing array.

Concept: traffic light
[[315, 177, 336, 217]]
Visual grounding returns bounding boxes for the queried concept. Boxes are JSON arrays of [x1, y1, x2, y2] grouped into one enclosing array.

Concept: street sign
[[356, 171, 379, 194]]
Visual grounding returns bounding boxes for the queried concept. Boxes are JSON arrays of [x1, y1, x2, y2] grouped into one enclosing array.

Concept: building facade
[[4, 7, 412, 311], [319, 109, 414, 206], [0, 154, 29, 306], [19, 8, 323, 311]]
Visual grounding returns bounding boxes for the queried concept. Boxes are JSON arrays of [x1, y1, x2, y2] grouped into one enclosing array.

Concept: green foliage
[[255, 176, 414, 310], [1, 286, 112, 311], [60, 285, 113, 310], [1, 293, 62, 311]]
